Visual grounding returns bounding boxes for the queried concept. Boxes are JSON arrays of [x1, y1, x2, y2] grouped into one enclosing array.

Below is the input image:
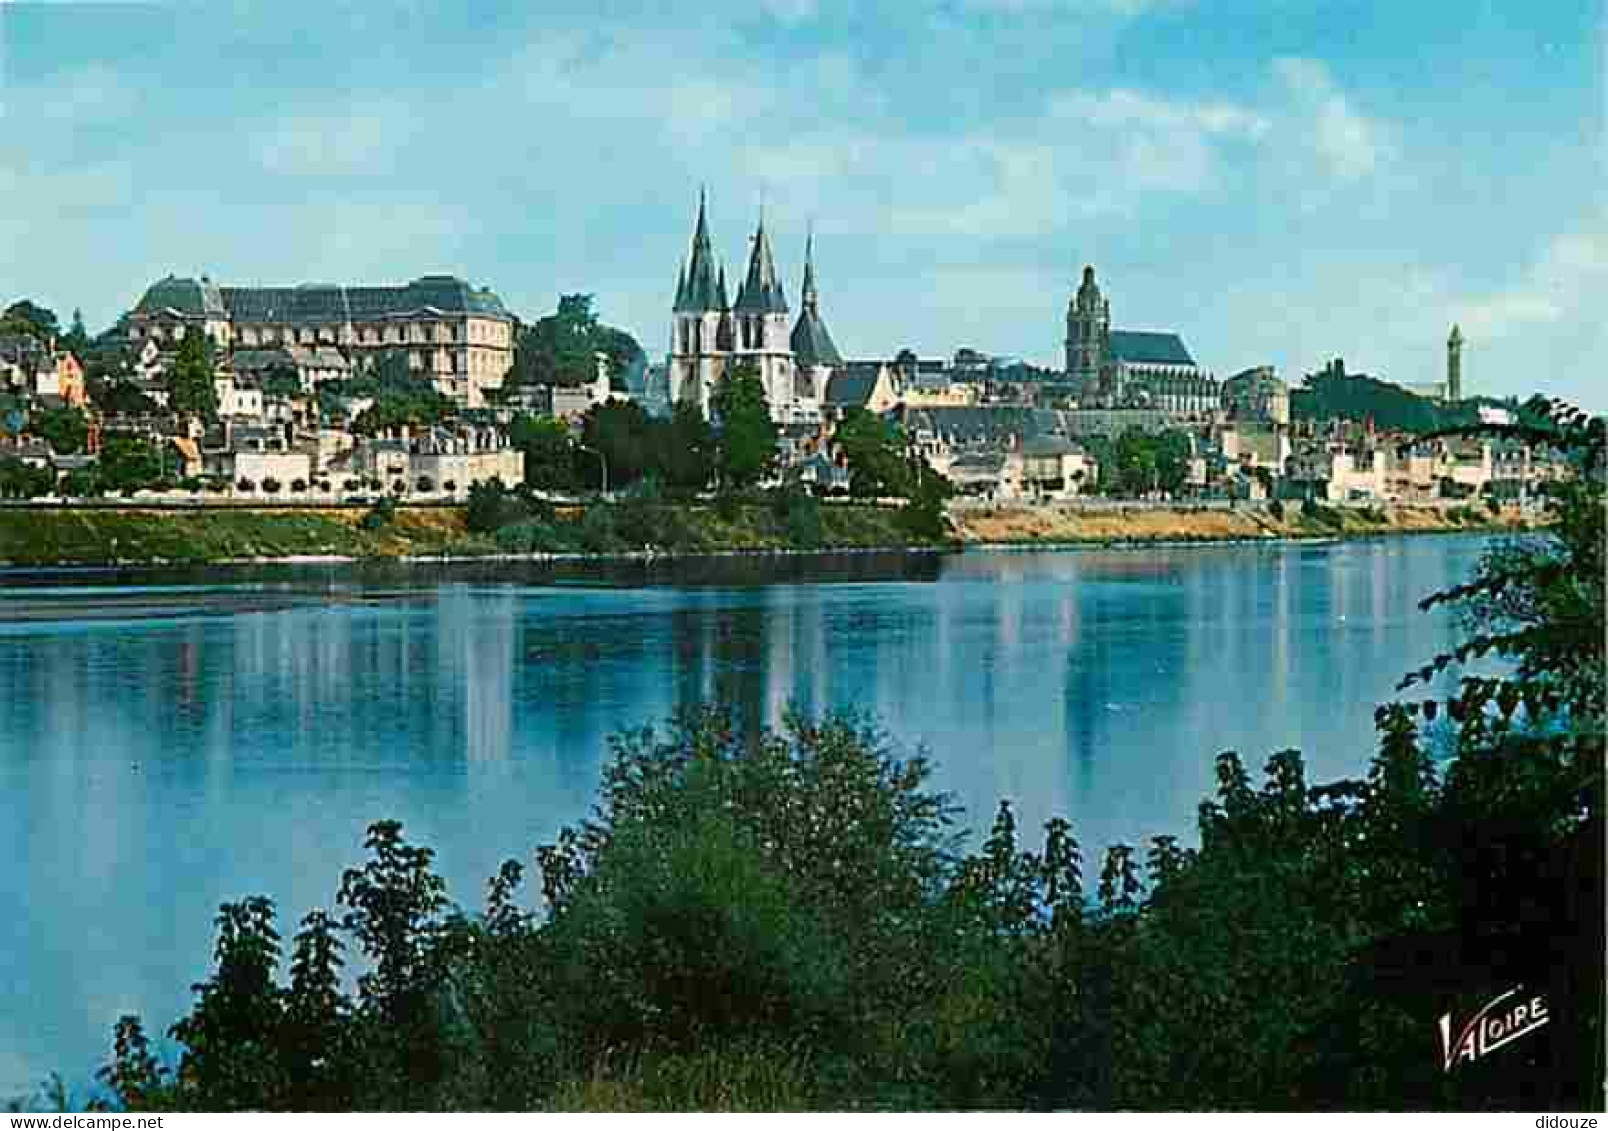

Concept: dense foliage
[[0, 298, 60, 342], [1081, 429, 1192, 497], [29, 405, 89, 455], [511, 295, 642, 390], [166, 333, 219, 424], [507, 414, 579, 492], [834, 407, 912, 498], [1285, 360, 1540, 436], [710, 362, 778, 492], [316, 352, 454, 435], [74, 402, 1604, 1112]]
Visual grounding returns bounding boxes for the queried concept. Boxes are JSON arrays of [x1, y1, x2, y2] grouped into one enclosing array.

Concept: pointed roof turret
[[1449, 323, 1464, 345], [790, 231, 841, 366], [676, 189, 725, 312], [800, 229, 819, 312], [734, 214, 788, 314]]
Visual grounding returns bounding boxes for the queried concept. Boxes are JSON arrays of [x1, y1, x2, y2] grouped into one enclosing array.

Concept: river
[[0, 535, 1497, 1093]]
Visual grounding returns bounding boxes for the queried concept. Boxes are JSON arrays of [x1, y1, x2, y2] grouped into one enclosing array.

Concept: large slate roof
[[134, 276, 228, 320], [1109, 330, 1195, 367], [791, 311, 841, 367], [824, 368, 880, 407], [135, 275, 511, 323], [790, 234, 839, 365], [899, 405, 1067, 447]]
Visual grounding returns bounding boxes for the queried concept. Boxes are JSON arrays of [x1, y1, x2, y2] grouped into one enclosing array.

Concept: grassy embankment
[[0, 502, 935, 567], [951, 500, 1536, 545], [0, 500, 1536, 567]]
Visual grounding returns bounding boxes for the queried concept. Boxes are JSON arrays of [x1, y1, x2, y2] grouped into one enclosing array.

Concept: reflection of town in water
[[0, 538, 1484, 1092]]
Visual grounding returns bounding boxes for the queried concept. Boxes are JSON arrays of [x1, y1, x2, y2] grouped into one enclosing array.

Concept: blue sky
[[3, 0, 1604, 410]]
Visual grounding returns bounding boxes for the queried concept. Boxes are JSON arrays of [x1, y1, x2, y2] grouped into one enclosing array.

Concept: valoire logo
[[1438, 987, 1550, 1071]]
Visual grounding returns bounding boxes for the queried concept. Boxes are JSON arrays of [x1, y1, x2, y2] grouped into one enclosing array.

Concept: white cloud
[[953, 0, 1176, 14], [1273, 56, 1390, 182], [759, 0, 818, 21], [3, 61, 138, 133], [253, 107, 409, 178], [1460, 223, 1608, 341], [1049, 88, 1268, 139]]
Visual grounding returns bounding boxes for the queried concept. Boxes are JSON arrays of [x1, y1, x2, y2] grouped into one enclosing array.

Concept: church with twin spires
[[666, 191, 842, 423]]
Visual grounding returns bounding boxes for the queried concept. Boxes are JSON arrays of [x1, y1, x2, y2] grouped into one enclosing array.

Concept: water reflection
[[0, 538, 1492, 1092]]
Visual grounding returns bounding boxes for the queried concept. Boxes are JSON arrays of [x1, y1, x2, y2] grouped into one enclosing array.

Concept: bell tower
[[1065, 264, 1110, 387], [1447, 323, 1463, 402]]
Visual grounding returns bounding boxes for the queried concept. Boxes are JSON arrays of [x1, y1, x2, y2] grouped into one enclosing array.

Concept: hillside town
[[0, 194, 1573, 511]]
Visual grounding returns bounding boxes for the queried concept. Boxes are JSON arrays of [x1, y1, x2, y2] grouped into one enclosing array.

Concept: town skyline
[[4, 1, 1603, 412]]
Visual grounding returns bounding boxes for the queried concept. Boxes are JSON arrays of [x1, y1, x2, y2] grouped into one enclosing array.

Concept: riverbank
[[0, 499, 1538, 567], [0, 502, 939, 567], [949, 499, 1537, 546]]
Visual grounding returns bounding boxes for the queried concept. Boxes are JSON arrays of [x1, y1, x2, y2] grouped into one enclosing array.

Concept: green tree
[[0, 456, 54, 499], [710, 362, 777, 491], [662, 399, 715, 495], [579, 400, 659, 491], [834, 408, 911, 499], [167, 332, 219, 423], [512, 295, 643, 389], [98, 434, 165, 492], [0, 299, 60, 342], [29, 405, 88, 454], [508, 414, 578, 492]]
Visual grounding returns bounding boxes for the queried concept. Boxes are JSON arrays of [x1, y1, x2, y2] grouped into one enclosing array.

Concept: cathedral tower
[[732, 211, 796, 415], [1447, 323, 1463, 402], [1065, 264, 1110, 387], [668, 190, 732, 415]]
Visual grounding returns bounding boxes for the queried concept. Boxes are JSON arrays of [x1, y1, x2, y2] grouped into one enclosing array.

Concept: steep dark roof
[[792, 311, 842, 367], [824, 368, 880, 407], [791, 234, 840, 365], [1109, 330, 1195, 366], [675, 193, 726, 313], [733, 219, 788, 314]]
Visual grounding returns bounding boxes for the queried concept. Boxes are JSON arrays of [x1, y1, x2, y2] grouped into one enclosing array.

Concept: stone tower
[[1065, 264, 1110, 387], [1447, 323, 1463, 402], [668, 190, 732, 416]]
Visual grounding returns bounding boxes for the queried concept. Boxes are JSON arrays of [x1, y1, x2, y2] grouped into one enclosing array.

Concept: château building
[[128, 274, 516, 406], [1063, 265, 1218, 416], [1222, 365, 1290, 427], [667, 193, 840, 423]]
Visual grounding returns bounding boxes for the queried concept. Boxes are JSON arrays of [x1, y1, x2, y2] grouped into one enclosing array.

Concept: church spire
[[801, 227, 819, 314], [790, 230, 841, 367], [676, 188, 724, 312], [734, 212, 788, 314]]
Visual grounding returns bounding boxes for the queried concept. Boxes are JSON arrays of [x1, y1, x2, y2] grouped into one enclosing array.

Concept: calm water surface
[[0, 537, 1494, 1091]]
